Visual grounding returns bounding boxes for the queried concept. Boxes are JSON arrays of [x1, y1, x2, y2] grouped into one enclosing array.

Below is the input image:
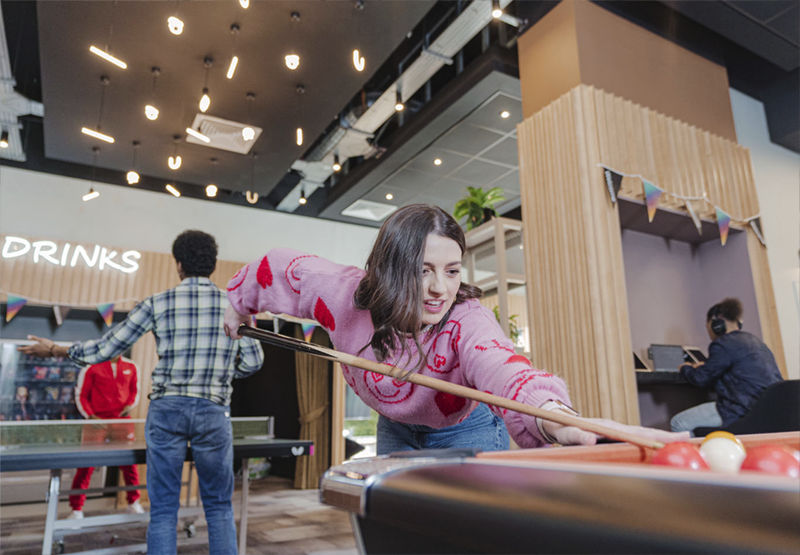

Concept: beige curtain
[[293, 326, 331, 489]]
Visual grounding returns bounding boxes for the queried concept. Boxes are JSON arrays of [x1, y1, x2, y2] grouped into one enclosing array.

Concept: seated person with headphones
[[670, 297, 783, 434]]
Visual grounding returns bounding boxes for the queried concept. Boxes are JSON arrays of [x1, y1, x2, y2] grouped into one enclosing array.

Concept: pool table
[[320, 432, 799, 554]]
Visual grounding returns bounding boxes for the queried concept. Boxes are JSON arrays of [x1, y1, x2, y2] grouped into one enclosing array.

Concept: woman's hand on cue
[[224, 305, 251, 339], [542, 418, 691, 446]]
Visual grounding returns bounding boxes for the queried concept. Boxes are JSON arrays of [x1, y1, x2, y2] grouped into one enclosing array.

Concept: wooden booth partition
[[517, 85, 786, 424]]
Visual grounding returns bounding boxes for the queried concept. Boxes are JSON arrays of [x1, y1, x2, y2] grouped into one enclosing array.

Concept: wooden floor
[[0, 476, 358, 554]]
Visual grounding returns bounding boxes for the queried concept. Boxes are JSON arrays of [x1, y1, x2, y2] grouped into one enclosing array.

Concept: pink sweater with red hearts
[[227, 248, 572, 448]]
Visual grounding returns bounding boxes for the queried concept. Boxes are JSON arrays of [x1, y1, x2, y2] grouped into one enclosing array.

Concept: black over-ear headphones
[[710, 316, 727, 337]]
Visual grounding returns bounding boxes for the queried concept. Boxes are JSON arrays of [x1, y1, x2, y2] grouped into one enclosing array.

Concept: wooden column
[[515, 1, 786, 422]]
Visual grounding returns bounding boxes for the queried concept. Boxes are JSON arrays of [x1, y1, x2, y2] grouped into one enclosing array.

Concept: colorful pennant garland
[[96, 302, 115, 327], [599, 164, 762, 247], [5, 295, 27, 322], [715, 207, 731, 247], [301, 323, 316, 343], [748, 217, 766, 246], [642, 180, 663, 223], [603, 167, 623, 204]]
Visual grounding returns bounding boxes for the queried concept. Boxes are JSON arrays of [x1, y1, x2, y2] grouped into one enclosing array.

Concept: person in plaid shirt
[[21, 230, 264, 555]]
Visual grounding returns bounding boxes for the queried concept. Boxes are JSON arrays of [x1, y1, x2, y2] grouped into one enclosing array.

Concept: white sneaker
[[126, 500, 145, 514], [67, 510, 84, 519]]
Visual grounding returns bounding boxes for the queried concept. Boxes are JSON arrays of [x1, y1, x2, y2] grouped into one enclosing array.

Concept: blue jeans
[[377, 403, 509, 455], [145, 396, 237, 554], [670, 401, 722, 434]]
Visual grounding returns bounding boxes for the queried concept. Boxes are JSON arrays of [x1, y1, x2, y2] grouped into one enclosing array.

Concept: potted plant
[[453, 186, 506, 230]]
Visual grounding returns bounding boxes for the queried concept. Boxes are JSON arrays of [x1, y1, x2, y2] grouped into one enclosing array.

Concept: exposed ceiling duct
[[282, 0, 514, 215], [0, 2, 43, 163]]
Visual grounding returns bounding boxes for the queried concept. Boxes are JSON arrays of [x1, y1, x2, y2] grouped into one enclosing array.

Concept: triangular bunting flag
[[642, 180, 663, 222], [685, 200, 702, 235], [5, 295, 27, 323], [602, 167, 623, 204], [97, 302, 114, 327], [749, 217, 766, 247], [716, 207, 731, 246], [301, 323, 316, 343], [53, 306, 71, 327]]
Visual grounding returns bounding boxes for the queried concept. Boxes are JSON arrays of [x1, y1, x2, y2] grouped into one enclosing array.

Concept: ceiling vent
[[341, 199, 398, 222], [186, 114, 262, 154]]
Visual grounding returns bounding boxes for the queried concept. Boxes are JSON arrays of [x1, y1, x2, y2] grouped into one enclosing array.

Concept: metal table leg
[[238, 458, 250, 555], [42, 469, 62, 555]]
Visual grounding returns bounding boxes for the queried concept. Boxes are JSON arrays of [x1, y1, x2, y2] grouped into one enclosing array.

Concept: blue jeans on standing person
[[377, 403, 510, 455], [145, 396, 237, 554], [670, 401, 723, 435]]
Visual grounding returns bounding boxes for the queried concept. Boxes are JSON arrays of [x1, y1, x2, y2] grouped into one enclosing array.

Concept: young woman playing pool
[[224, 204, 684, 453]]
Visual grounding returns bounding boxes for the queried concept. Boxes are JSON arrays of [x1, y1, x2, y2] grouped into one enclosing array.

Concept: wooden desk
[[636, 371, 714, 430]]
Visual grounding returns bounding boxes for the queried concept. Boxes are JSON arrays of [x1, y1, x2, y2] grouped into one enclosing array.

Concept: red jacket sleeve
[[124, 359, 140, 409]]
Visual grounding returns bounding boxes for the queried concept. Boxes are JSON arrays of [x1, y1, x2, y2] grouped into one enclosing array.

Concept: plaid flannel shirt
[[68, 277, 264, 406]]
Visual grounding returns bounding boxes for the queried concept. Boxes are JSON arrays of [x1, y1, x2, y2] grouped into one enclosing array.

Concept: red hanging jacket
[[75, 358, 139, 418]]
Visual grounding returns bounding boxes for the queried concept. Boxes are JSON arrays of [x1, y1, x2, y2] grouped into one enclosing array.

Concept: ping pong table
[[0, 417, 313, 555]]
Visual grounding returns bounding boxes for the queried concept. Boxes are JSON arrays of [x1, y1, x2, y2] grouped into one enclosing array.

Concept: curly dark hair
[[707, 297, 743, 322], [354, 204, 481, 369], [172, 230, 218, 277]]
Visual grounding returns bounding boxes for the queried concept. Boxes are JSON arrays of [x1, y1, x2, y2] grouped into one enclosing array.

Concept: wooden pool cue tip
[[237, 325, 664, 450]]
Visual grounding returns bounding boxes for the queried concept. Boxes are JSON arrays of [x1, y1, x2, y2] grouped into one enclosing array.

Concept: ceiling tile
[[449, 159, 510, 185], [480, 137, 519, 167], [463, 93, 522, 132], [432, 123, 505, 156]]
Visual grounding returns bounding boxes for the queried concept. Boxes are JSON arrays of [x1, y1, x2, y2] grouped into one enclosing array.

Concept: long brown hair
[[353, 204, 482, 367]]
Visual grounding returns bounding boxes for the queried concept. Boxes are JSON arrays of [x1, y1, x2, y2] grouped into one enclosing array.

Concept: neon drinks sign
[[1, 236, 141, 274]]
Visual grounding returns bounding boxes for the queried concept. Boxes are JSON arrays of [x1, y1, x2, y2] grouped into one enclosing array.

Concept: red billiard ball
[[651, 441, 709, 471], [740, 445, 800, 478]]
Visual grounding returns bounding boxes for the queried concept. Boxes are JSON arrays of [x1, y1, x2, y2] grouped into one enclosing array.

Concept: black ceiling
[[2, 0, 797, 225]]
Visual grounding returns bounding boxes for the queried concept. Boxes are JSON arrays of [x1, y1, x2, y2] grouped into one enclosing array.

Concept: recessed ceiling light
[[433, 158, 442, 166], [500, 110, 510, 119], [385, 193, 394, 200]]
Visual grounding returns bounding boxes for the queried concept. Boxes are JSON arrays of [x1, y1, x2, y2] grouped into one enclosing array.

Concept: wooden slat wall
[[517, 84, 786, 423], [1, 236, 247, 417]]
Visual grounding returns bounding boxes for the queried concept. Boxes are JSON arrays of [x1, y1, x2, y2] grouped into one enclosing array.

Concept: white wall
[[0, 166, 377, 268], [730, 89, 800, 379]]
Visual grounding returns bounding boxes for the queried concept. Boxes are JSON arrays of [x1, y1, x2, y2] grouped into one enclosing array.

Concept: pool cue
[[238, 325, 665, 450]]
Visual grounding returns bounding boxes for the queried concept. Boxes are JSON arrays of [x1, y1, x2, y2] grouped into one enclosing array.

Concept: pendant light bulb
[[394, 89, 404, 112], [352, 49, 365, 72], [298, 189, 307, 205], [144, 104, 160, 120], [82, 188, 100, 202], [285, 54, 300, 70], [226, 56, 239, 80], [491, 0, 503, 19], [242, 126, 255, 141], [168, 155, 182, 170], [239, 0, 250, 8], [199, 88, 211, 113], [126, 171, 140, 185], [296, 127, 303, 146], [332, 154, 342, 172], [0, 130, 8, 148], [206, 184, 218, 197], [167, 16, 184, 35], [165, 184, 181, 197]]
